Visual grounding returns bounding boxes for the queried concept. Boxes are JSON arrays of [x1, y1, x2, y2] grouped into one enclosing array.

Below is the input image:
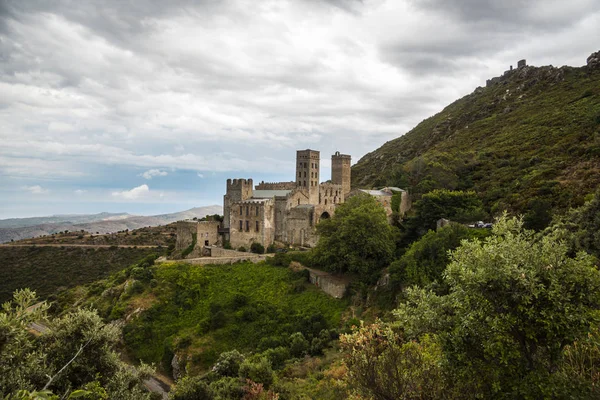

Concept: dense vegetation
[[343, 216, 600, 399], [0, 246, 158, 302], [0, 289, 153, 399], [352, 60, 600, 219]]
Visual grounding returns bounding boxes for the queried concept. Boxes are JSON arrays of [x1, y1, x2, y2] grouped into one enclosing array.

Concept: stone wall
[[197, 221, 220, 247], [318, 183, 344, 206], [255, 181, 296, 190], [331, 151, 351, 196], [306, 268, 348, 298], [176, 221, 198, 250], [229, 199, 275, 249], [284, 205, 316, 247]]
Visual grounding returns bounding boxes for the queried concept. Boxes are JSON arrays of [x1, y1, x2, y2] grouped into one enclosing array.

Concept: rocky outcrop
[[587, 51, 600, 69]]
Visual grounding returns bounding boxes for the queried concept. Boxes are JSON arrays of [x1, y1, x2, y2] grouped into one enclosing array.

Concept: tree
[[0, 290, 153, 399], [394, 216, 600, 398], [411, 189, 486, 232], [312, 193, 394, 281], [389, 223, 490, 288]]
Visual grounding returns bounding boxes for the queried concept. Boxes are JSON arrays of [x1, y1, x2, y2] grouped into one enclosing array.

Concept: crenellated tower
[[223, 178, 253, 231]]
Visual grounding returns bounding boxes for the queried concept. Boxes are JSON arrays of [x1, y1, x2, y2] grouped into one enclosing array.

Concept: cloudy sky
[[1, 0, 598, 218]]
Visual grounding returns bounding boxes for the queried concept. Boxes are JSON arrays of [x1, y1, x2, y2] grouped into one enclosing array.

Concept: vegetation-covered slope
[[352, 53, 600, 215], [0, 246, 158, 302]]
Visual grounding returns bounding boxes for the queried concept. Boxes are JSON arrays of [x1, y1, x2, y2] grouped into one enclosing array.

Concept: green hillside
[[0, 246, 158, 302], [352, 53, 600, 215]]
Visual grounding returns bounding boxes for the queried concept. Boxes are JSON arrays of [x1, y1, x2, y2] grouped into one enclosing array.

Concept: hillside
[[0, 205, 222, 243], [352, 51, 600, 215], [0, 246, 159, 302]]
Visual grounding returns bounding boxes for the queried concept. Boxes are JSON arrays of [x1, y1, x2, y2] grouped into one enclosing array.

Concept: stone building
[[223, 149, 351, 249]]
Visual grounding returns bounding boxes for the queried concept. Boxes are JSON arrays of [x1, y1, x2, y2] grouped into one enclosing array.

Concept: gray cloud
[[0, 0, 598, 208]]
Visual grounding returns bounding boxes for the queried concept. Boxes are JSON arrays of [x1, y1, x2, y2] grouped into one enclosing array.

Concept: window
[[239, 220, 243, 231], [246, 206, 249, 216], [246, 220, 249, 232], [255, 221, 259, 232], [304, 171, 306, 178], [256, 207, 259, 216], [303, 180, 306, 187], [298, 172, 301, 177], [240, 205, 243, 215]]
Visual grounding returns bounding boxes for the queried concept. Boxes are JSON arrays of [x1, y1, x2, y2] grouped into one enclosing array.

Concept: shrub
[[238, 357, 274, 388], [288, 332, 309, 358], [250, 242, 265, 254], [212, 350, 245, 377]]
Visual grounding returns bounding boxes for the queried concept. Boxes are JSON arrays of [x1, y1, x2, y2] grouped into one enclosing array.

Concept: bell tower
[[296, 149, 320, 204]]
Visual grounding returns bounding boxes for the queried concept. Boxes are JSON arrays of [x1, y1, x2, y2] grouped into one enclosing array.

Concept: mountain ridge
[[0, 205, 222, 243], [352, 51, 600, 216]]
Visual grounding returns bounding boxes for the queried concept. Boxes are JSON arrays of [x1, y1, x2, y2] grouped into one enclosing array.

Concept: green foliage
[[392, 216, 600, 398], [389, 223, 490, 288], [250, 242, 264, 254], [181, 233, 197, 259], [169, 376, 213, 400], [352, 64, 600, 216], [123, 261, 346, 370], [0, 247, 157, 303], [288, 332, 309, 358], [411, 189, 486, 232], [312, 193, 394, 281], [211, 350, 245, 377], [239, 357, 274, 388], [0, 290, 153, 399], [341, 323, 446, 399], [559, 188, 600, 259]]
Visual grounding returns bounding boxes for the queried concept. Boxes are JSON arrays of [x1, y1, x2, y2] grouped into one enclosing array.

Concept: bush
[[250, 243, 265, 254], [238, 357, 274, 388], [238, 246, 247, 253], [212, 350, 245, 377], [288, 332, 309, 358], [170, 376, 213, 400], [266, 244, 277, 253]]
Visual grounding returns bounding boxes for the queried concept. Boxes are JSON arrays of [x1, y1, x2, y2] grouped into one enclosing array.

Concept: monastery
[[175, 148, 410, 256]]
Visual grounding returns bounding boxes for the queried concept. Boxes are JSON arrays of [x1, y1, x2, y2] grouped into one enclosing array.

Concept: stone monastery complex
[[176, 149, 410, 256]]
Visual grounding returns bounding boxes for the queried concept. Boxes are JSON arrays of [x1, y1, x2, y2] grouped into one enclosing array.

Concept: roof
[[359, 189, 392, 197], [296, 204, 315, 209], [252, 189, 292, 198], [385, 187, 406, 192]]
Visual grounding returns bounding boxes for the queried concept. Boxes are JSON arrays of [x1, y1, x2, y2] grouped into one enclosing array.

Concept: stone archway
[[320, 211, 330, 220]]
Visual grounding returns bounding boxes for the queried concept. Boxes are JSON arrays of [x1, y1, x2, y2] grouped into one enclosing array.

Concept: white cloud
[[74, 189, 87, 195], [111, 184, 150, 200], [22, 185, 49, 194], [197, 173, 204, 178], [141, 169, 168, 179]]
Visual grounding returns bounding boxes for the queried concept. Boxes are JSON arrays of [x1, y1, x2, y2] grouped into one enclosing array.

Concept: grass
[[122, 261, 348, 371]]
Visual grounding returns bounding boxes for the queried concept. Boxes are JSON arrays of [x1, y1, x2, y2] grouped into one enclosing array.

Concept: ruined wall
[[196, 221, 220, 247], [176, 221, 198, 250], [273, 196, 288, 242], [229, 199, 275, 249], [399, 190, 411, 216], [255, 181, 296, 190]]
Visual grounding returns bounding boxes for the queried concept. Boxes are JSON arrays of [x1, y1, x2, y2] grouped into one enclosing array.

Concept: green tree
[[312, 193, 394, 281], [0, 290, 153, 399], [411, 189, 486, 232], [394, 216, 600, 398], [389, 223, 490, 288]]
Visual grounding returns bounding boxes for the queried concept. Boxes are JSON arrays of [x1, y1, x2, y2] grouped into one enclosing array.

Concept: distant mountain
[[0, 212, 131, 229], [0, 205, 222, 243], [352, 51, 600, 216]]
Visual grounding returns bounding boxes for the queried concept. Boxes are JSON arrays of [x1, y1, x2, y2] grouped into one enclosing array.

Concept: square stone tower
[[223, 178, 253, 231], [296, 149, 320, 204], [331, 151, 351, 197]]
